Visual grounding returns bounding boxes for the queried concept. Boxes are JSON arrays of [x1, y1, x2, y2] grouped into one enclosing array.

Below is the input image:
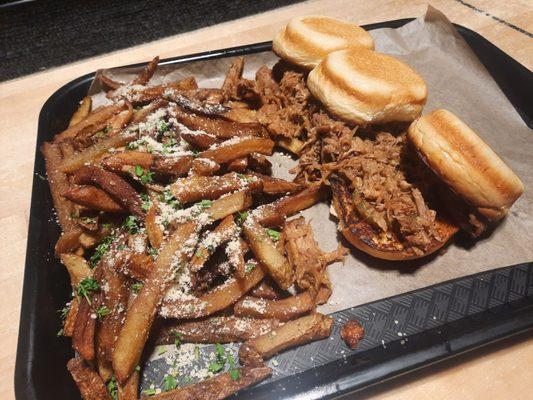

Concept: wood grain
[[1, 1, 531, 399]]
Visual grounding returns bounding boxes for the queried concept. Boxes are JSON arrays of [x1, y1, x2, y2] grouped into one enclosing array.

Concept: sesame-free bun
[[307, 49, 428, 125], [272, 15, 374, 69], [407, 110, 524, 221]]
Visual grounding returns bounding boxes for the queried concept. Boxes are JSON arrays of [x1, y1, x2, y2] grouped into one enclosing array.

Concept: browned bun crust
[[331, 181, 458, 261], [407, 110, 524, 221], [272, 15, 374, 69]]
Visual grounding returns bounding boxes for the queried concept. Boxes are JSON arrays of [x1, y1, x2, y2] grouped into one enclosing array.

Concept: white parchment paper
[[91, 6, 533, 314]]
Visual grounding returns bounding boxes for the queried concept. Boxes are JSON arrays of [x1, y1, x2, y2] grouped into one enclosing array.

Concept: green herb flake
[[36, 173, 47, 181], [96, 305, 110, 320], [174, 332, 182, 347], [58, 306, 69, 320], [229, 368, 240, 380], [126, 141, 139, 150], [266, 228, 281, 242], [245, 262, 256, 273], [198, 199, 213, 210], [131, 282, 143, 293], [89, 234, 115, 267], [162, 374, 177, 391], [142, 388, 157, 396], [123, 215, 139, 233], [107, 377, 118, 400], [194, 345, 200, 360], [157, 346, 167, 355], [195, 249, 203, 258], [76, 277, 100, 305], [208, 362, 224, 374], [148, 247, 159, 257], [236, 211, 248, 225], [56, 328, 64, 337]]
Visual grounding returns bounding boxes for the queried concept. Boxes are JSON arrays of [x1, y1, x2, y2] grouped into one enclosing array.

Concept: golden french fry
[[69, 97, 92, 127], [63, 185, 126, 213], [201, 137, 274, 164], [234, 291, 314, 321], [67, 358, 112, 400], [60, 253, 92, 285]]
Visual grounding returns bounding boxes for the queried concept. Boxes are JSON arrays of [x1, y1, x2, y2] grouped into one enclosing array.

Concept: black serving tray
[[15, 19, 533, 399]]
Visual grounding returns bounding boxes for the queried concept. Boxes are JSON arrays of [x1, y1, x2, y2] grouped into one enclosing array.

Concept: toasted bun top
[[307, 48, 428, 125], [407, 110, 524, 220], [272, 15, 374, 69]]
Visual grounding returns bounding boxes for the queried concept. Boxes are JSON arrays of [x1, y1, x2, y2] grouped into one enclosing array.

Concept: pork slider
[[307, 48, 427, 125], [272, 15, 374, 69], [407, 109, 524, 235]]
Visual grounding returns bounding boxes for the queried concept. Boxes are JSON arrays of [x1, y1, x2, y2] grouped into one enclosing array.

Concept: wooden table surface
[[1, 0, 531, 399]]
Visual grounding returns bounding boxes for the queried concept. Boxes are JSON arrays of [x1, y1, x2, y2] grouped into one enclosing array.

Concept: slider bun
[[407, 110, 524, 220], [272, 15, 374, 69], [307, 49, 427, 125]]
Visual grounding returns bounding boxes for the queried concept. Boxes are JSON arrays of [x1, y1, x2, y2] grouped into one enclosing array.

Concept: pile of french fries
[[44, 56, 345, 399]]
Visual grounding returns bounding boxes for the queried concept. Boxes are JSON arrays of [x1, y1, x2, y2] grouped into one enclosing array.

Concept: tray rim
[[15, 17, 533, 400]]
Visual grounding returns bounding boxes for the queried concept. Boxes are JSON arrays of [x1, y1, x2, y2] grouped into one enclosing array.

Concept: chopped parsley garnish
[[123, 215, 139, 233], [134, 165, 154, 184], [208, 361, 224, 373], [96, 305, 110, 320], [76, 278, 100, 305], [267, 228, 281, 242], [197, 199, 213, 210], [142, 388, 157, 396], [194, 345, 200, 360], [148, 247, 159, 257], [162, 375, 177, 391], [58, 306, 69, 320], [157, 346, 167, 355], [229, 369, 240, 380], [236, 211, 248, 225], [159, 189, 181, 209], [157, 120, 170, 134], [245, 262, 256, 273], [126, 141, 139, 150], [80, 216, 96, 224], [226, 351, 240, 380], [131, 282, 143, 293], [57, 328, 64, 337], [107, 377, 118, 400], [141, 193, 152, 212], [36, 173, 47, 181], [89, 234, 114, 267], [195, 249, 203, 258], [237, 173, 253, 182], [174, 332, 182, 347]]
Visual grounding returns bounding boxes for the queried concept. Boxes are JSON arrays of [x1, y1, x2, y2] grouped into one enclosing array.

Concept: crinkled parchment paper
[[91, 6, 533, 316]]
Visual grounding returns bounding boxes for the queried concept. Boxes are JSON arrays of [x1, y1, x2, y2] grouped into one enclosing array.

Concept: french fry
[[190, 215, 237, 272], [99, 73, 122, 89], [72, 166, 144, 218], [72, 294, 102, 362], [173, 109, 266, 139], [247, 153, 271, 174], [234, 292, 314, 321], [41, 142, 77, 231], [175, 76, 198, 90], [132, 56, 159, 85], [147, 366, 271, 400], [55, 228, 84, 255], [276, 136, 305, 155], [253, 173, 303, 195], [115, 252, 153, 281], [54, 103, 124, 143], [113, 222, 197, 383], [151, 155, 194, 176], [190, 157, 221, 176], [118, 370, 139, 400], [102, 151, 154, 173], [97, 355, 113, 382], [67, 358, 112, 400], [156, 316, 282, 344], [146, 205, 164, 249], [180, 130, 220, 150], [69, 97, 92, 127], [159, 264, 264, 319], [63, 299, 79, 337], [201, 137, 274, 164], [243, 218, 293, 290], [63, 185, 126, 213], [249, 280, 285, 300], [226, 157, 248, 172], [206, 190, 253, 221], [255, 184, 326, 227], [59, 131, 137, 173], [239, 313, 332, 365], [170, 172, 261, 204], [60, 253, 92, 285], [107, 101, 133, 136], [221, 56, 244, 97], [222, 108, 258, 123]]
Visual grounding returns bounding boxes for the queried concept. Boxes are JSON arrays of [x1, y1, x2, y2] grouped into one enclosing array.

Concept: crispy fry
[[60, 253, 92, 285], [113, 222, 197, 383], [67, 358, 112, 400], [234, 292, 313, 321], [132, 56, 159, 85], [221, 56, 244, 97], [249, 280, 285, 300], [107, 101, 133, 136], [59, 131, 137, 173], [146, 205, 164, 249], [173, 108, 265, 139], [206, 190, 253, 221], [63, 185, 126, 213], [256, 184, 326, 227], [116, 252, 153, 281], [102, 151, 154, 173], [96, 261, 129, 361], [190, 215, 237, 272], [190, 157, 221, 176], [132, 99, 168, 122], [156, 316, 281, 344], [159, 264, 264, 319], [147, 366, 271, 400], [55, 103, 124, 143], [118, 370, 139, 400], [222, 107, 258, 123], [63, 299, 79, 337], [175, 76, 198, 90], [201, 137, 274, 164], [41, 142, 77, 231], [72, 295, 101, 361], [247, 153, 271, 174], [226, 157, 248, 172], [69, 97, 92, 127], [243, 218, 293, 290], [55, 228, 84, 255], [253, 173, 303, 195], [239, 313, 332, 365], [165, 89, 229, 115], [97, 356, 113, 382], [276, 136, 305, 155], [151, 155, 194, 176], [180, 130, 220, 149], [170, 172, 261, 204], [99, 73, 122, 89], [72, 166, 144, 218]]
